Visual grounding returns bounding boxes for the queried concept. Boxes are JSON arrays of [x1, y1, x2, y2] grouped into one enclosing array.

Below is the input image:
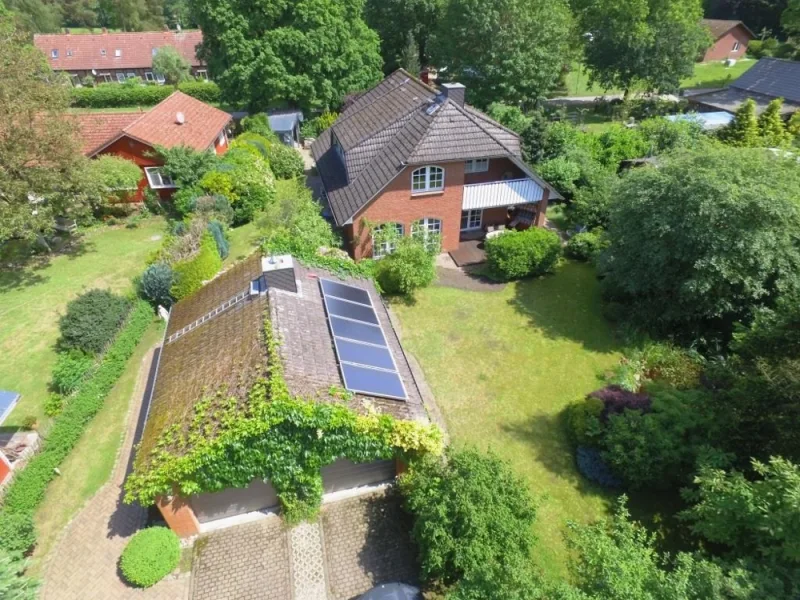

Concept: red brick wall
[[97, 135, 165, 202], [463, 157, 523, 185], [351, 162, 466, 259], [702, 26, 752, 62], [156, 495, 200, 538]]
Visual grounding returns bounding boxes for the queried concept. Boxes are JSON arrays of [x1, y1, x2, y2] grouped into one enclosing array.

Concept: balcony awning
[[462, 178, 544, 211]]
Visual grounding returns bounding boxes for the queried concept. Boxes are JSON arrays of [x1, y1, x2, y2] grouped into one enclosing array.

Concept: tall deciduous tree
[[152, 45, 190, 83], [599, 144, 800, 340], [194, 0, 383, 111], [577, 0, 709, 94], [5, 0, 61, 32], [0, 8, 95, 242], [429, 0, 573, 108], [364, 0, 443, 73]]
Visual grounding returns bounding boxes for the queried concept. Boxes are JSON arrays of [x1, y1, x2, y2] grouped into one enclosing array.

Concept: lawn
[[29, 320, 164, 574], [0, 218, 166, 426], [393, 262, 622, 578], [225, 221, 261, 265]]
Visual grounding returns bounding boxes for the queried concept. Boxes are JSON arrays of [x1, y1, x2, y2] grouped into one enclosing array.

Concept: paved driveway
[[190, 488, 419, 600]]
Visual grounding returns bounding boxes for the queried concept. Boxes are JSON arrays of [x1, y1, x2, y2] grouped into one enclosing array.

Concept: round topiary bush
[[120, 527, 180, 588], [484, 227, 561, 281], [565, 230, 605, 261], [58, 289, 131, 355]]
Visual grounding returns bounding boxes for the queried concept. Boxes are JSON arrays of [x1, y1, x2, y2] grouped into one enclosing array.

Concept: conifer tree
[[758, 98, 792, 147], [721, 99, 761, 147]]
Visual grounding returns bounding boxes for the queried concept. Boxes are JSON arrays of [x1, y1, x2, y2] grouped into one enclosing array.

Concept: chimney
[[441, 82, 466, 107], [420, 68, 430, 84]]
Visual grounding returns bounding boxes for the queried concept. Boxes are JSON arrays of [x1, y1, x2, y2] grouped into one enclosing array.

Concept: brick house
[[131, 254, 434, 536], [33, 29, 206, 85], [311, 69, 562, 261], [70, 91, 231, 201], [700, 19, 755, 63]]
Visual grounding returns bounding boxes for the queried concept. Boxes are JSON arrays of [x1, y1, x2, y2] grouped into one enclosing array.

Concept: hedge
[[58, 289, 131, 355], [484, 227, 562, 281], [0, 300, 153, 554], [170, 232, 222, 300], [120, 527, 181, 587], [70, 81, 221, 108]]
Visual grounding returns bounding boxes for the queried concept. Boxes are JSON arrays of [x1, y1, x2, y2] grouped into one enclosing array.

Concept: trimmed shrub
[[139, 263, 175, 308], [300, 111, 338, 139], [565, 231, 605, 261], [589, 385, 651, 421], [576, 446, 622, 488], [484, 228, 561, 281], [240, 114, 281, 143], [177, 81, 221, 103], [120, 527, 181, 588], [50, 349, 95, 395], [375, 237, 436, 296], [207, 220, 229, 260], [44, 393, 64, 417], [193, 195, 234, 225], [170, 232, 222, 300], [59, 290, 132, 355], [567, 396, 604, 446], [266, 143, 305, 179], [0, 302, 153, 553], [70, 82, 221, 108]]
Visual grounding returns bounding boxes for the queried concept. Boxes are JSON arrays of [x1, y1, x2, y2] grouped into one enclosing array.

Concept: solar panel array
[[319, 278, 407, 401]]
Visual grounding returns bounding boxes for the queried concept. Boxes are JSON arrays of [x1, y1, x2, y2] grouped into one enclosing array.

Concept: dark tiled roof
[[728, 57, 800, 105], [701, 19, 754, 40], [311, 69, 536, 226], [689, 86, 800, 115]]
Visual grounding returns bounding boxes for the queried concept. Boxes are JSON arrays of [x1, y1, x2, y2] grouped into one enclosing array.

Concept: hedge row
[[70, 81, 221, 108], [0, 300, 154, 554], [170, 232, 222, 300]]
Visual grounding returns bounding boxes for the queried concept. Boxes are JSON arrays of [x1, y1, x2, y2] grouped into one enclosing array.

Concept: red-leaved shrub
[[589, 385, 651, 421]]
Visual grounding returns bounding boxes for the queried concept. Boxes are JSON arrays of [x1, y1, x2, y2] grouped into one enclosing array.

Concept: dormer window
[[465, 158, 489, 173], [115, 49, 121, 57], [411, 166, 444, 194], [100, 49, 106, 56], [51, 49, 58, 59]]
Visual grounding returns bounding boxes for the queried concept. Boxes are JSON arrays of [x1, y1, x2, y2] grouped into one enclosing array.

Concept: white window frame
[[411, 218, 442, 249], [51, 49, 58, 59], [372, 223, 404, 259], [115, 48, 122, 57], [460, 209, 482, 231], [145, 71, 155, 82], [145, 167, 176, 189], [156, 72, 166, 84], [733, 41, 740, 52], [100, 49, 107, 56], [196, 69, 209, 81], [126, 72, 136, 79], [66, 49, 73, 57], [411, 166, 444, 194], [464, 158, 489, 173], [116, 73, 126, 83], [100, 73, 112, 83]]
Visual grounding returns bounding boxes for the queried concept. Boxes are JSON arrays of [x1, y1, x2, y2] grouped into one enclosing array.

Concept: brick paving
[[191, 517, 291, 600], [288, 522, 328, 600], [41, 346, 190, 600], [321, 489, 419, 600]]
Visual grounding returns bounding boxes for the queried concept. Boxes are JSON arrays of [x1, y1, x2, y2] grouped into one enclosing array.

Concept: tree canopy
[[577, 0, 709, 94], [429, 0, 573, 108], [194, 0, 383, 111], [152, 45, 191, 84], [364, 0, 443, 73]]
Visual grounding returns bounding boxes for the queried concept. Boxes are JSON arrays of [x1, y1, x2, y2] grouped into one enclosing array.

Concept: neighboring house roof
[[75, 91, 231, 156], [311, 69, 558, 226], [135, 253, 426, 471], [268, 110, 303, 133], [68, 111, 143, 155], [665, 111, 734, 130], [701, 19, 755, 41], [689, 57, 800, 114], [33, 30, 204, 71]]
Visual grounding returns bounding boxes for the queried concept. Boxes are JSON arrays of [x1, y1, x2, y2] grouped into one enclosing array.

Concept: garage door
[[322, 458, 396, 494], [190, 478, 279, 523]]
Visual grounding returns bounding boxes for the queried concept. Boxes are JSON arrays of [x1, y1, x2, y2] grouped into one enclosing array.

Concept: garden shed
[[268, 110, 304, 146]]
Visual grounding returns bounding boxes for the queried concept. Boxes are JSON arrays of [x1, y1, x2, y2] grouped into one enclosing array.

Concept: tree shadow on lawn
[[0, 233, 95, 293], [508, 262, 621, 355]]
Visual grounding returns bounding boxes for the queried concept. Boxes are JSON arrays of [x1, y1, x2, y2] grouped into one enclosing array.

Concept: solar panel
[[340, 363, 407, 401], [320, 278, 372, 306], [329, 316, 387, 346], [334, 338, 397, 371], [325, 296, 380, 325], [0, 390, 20, 426]]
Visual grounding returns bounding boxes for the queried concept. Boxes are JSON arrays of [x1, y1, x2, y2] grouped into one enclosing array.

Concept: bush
[[44, 393, 64, 417], [375, 237, 436, 296], [484, 228, 561, 281], [576, 446, 622, 488], [157, 145, 219, 189], [240, 114, 281, 143], [177, 80, 221, 103], [119, 527, 181, 588], [192, 194, 234, 225], [59, 290, 132, 355], [70, 82, 221, 108], [300, 110, 338, 139], [206, 220, 229, 260], [0, 302, 153, 553], [567, 396, 604, 446], [565, 231, 605, 261], [50, 349, 95, 395], [139, 263, 175, 308], [86, 155, 142, 203], [266, 143, 305, 179], [589, 385, 651, 420], [170, 232, 223, 300], [399, 448, 539, 598]]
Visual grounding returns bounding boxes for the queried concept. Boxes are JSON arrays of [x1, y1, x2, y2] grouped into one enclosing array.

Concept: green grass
[[393, 262, 623, 578], [225, 222, 261, 265], [0, 218, 166, 427], [29, 321, 164, 574]]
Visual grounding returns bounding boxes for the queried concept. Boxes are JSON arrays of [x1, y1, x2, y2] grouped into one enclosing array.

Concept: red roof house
[[71, 91, 231, 201], [700, 19, 755, 62], [34, 29, 206, 84]]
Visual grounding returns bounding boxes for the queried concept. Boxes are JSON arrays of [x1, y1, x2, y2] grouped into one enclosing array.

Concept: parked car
[[358, 583, 422, 600]]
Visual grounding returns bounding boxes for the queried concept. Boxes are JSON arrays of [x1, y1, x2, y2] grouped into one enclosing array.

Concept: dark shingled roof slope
[[311, 68, 547, 226], [701, 18, 754, 40], [730, 57, 800, 104]]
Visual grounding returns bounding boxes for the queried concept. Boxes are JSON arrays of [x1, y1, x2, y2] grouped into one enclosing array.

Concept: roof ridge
[[34, 29, 201, 37], [333, 75, 431, 133], [449, 100, 518, 158]]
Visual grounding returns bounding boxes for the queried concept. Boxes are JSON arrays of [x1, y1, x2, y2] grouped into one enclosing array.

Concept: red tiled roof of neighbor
[[701, 19, 755, 40], [68, 111, 143, 155], [121, 91, 231, 151], [33, 30, 204, 71]]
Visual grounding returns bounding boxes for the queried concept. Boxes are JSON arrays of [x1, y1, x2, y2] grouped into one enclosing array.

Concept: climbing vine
[[125, 318, 443, 523]]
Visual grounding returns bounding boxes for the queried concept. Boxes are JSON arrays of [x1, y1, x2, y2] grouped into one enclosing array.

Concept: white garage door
[[322, 458, 396, 494], [190, 478, 279, 523]]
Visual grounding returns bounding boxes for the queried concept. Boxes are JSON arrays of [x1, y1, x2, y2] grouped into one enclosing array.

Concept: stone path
[[288, 522, 328, 600], [41, 345, 191, 600]]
